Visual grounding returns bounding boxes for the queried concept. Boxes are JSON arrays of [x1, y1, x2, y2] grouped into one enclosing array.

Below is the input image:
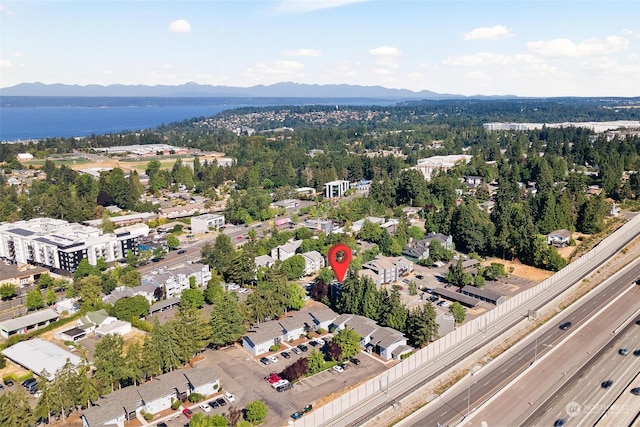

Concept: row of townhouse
[[82, 367, 220, 427], [242, 305, 414, 361]]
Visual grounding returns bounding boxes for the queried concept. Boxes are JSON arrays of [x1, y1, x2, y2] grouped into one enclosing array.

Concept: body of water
[[0, 98, 238, 141], [0, 96, 396, 142]]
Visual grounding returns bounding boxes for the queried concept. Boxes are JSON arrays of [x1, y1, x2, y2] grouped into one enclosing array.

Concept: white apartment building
[[0, 218, 138, 273], [141, 263, 211, 299], [190, 213, 225, 234], [324, 180, 350, 199], [412, 155, 473, 181]]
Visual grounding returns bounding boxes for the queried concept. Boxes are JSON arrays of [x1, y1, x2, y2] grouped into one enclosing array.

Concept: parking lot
[[182, 337, 387, 426]]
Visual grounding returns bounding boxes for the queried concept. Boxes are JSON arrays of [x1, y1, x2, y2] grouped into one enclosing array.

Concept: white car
[[238, 288, 249, 294], [271, 379, 289, 389], [228, 283, 240, 291], [224, 392, 236, 403], [267, 355, 278, 363], [200, 403, 212, 413], [315, 338, 325, 346], [333, 365, 345, 373]]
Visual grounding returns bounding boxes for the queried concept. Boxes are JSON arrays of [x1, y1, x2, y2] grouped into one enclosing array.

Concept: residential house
[[76, 309, 132, 337], [271, 239, 302, 261], [301, 251, 325, 276], [546, 229, 572, 247]]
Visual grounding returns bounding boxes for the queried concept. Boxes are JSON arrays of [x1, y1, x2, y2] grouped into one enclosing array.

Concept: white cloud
[[369, 46, 401, 57], [275, 0, 369, 14], [169, 19, 191, 33], [1, 59, 14, 68], [444, 52, 543, 66], [527, 36, 628, 58], [0, 5, 15, 16], [162, 64, 173, 69], [621, 29, 639, 38], [282, 48, 321, 57], [463, 25, 512, 41]]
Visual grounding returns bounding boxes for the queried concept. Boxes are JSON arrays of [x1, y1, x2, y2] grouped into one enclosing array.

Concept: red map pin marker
[[328, 243, 352, 282]]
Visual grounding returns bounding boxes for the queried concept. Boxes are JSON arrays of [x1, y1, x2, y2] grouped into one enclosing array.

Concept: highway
[[403, 260, 640, 427], [520, 308, 640, 426]]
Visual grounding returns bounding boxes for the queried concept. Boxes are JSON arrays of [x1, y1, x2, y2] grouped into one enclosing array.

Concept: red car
[[265, 373, 282, 384], [182, 408, 193, 419]]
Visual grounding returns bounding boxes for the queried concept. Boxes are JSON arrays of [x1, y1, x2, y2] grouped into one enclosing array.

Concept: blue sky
[[1, 0, 639, 97]]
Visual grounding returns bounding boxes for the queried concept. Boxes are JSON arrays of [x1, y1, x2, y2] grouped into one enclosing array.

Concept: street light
[[468, 380, 478, 417], [534, 336, 553, 363]]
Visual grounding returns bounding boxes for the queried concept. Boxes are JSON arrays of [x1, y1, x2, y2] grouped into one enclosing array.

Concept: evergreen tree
[[93, 334, 126, 392], [406, 304, 438, 347]]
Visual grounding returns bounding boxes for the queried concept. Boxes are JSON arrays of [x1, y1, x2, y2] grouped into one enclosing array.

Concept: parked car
[[350, 358, 361, 365], [332, 365, 345, 373], [292, 347, 302, 355], [3, 379, 14, 387], [157, 423, 168, 427], [277, 382, 293, 392], [297, 344, 308, 352], [177, 249, 187, 254], [415, 274, 424, 280], [210, 400, 220, 409], [260, 357, 271, 365], [22, 378, 37, 389], [224, 392, 236, 403], [199, 403, 212, 413], [281, 351, 291, 359], [183, 408, 193, 419], [315, 338, 325, 346], [291, 412, 303, 420], [339, 363, 348, 370], [216, 398, 226, 407], [271, 379, 290, 389], [267, 355, 278, 363], [265, 373, 282, 384]]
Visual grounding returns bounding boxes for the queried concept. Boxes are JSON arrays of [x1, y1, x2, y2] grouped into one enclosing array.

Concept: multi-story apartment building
[[0, 218, 138, 273]]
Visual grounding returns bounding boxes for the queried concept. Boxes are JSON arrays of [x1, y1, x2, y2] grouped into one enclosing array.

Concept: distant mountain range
[[0, 81, 515, 99]]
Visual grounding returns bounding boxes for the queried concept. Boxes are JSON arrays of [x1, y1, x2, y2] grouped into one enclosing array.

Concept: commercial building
[[2, 338, 83, 380], [412, 155, 473, 181], [190, 213, 226, 233], [324, 180, 350, 199], [0, 218, 139, 273]]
